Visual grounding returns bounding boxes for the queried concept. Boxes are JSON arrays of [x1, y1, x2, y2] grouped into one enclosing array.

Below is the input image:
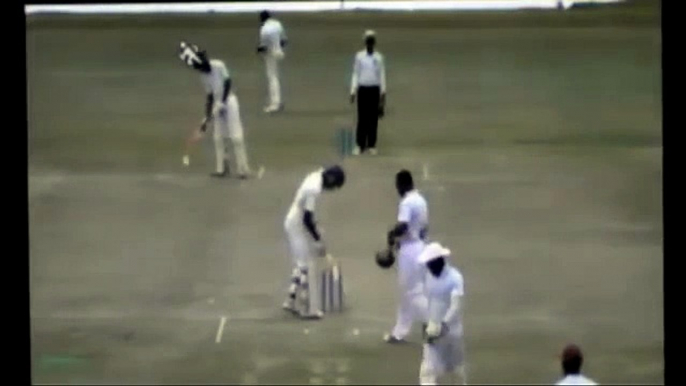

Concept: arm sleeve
[[280, 23, 287, 43], [397, 200, 411, 223], [202, 77, 212, 94], [219, 63, 230, 79], [302, 211, 321, 242], [302, 191, 321, 241], [303, 190, 317, 213], [379, 54, 386, 94], [442, 288, 463, 325], [204, 94, 214, 123], [258, 28, 268, 49], [350, 54, 359, 95], [222, 79, 231, 103]]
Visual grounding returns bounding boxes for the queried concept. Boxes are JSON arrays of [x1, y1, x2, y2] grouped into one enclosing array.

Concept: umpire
[[350, 30, 386, 156]]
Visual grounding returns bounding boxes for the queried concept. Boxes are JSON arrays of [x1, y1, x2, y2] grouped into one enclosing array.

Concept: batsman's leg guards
[[282, 267, 300, 313], [419, 361, 438, 386], [288, 268, 301, 300], [450, 366, 467, 385], [288, 268, 301, 298], [231, 137, 251, 176], [298, 261, 323, 319], [297, 266, 312, 314], [213, 130, 227, 174]]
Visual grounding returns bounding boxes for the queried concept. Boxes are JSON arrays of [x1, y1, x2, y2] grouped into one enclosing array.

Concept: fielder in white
[[257, 10, 287, 114], [555, 344, 598, 385], [282, 165, 346, 320], [384, 169, 430, 343], [179, 42, 252, 178], [418, 242, 467, 386]]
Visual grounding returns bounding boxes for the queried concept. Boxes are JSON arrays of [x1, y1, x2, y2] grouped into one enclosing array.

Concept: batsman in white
[[257, 10, 287, 114], [418, 242, 467, 386], [282, 165, 346, 320], [384, 169, 430, 343], [179, 42, 253, 178]]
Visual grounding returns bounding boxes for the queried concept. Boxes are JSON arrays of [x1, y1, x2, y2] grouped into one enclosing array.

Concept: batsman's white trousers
[[212, 94, 251, 175], [264, 52, 283, 108], [284, 225, 321, 313], [420, 328, 466, 385], [392, 240, 429, 339]]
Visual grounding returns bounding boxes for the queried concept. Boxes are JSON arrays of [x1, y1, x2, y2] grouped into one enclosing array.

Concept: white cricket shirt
[[397, 189, 429, 245], [284, 168, 324, 231], [350, 49, 386, 94], [555, 375, 598, 385], [425, 266, 465, 331], [201, 60, 230, 102], [260, 19, 286, 56]]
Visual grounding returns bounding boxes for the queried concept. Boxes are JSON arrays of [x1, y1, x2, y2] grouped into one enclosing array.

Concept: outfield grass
[[28, 1, 662, 384]]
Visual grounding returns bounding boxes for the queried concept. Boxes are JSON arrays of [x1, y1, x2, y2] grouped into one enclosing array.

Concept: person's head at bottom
[[420, 242, 451, 277], [561, 344, 583, 376], [395, 169, 414, 197], [323, 165, 346, 190], [364, 30, 376, 53]]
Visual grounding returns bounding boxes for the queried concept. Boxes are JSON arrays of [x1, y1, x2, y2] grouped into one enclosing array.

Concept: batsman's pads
[[375, 247, 396, 269], [320, 263, 344, 312]]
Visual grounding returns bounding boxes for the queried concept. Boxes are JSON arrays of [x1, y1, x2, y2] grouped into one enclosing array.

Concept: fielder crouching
[[418, 242, 467, 386]]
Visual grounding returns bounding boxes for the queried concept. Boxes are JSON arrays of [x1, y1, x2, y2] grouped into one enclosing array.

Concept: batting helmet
[[179, 41, 207, 68], [375, 248, 396, 269]]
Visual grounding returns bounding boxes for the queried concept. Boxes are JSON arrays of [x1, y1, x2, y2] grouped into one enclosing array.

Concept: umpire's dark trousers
[[356, 85, 381, 151]]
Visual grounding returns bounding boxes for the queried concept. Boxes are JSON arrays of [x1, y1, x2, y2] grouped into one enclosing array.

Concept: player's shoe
[[352, 146, 361, 156], [264, 104, 282, 114], [368, 148, 378, 156], [236, 171, 253, 180], [211, 160, 230, 178], [299, 310, 324, 320], [383, 333, 406, 344], [282, 300, 298, 315]]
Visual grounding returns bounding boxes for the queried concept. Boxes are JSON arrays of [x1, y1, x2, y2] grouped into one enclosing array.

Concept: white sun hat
[[364, 30, 376, 39], [418, 242, 451, 264]]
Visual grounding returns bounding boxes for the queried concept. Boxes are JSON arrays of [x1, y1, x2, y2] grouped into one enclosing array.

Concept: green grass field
[[28, 1, 662, 384]]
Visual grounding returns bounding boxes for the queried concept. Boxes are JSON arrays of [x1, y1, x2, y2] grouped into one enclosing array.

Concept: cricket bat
[[182, 117, 209, 166]]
